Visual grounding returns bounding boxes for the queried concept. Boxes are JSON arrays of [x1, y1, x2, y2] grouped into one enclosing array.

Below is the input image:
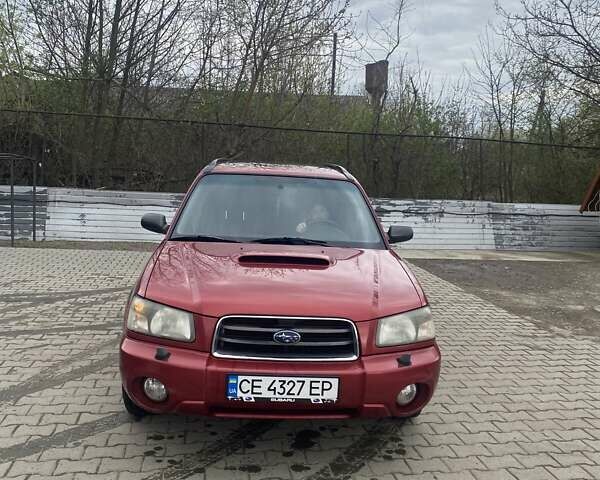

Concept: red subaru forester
[[120, 161, 441, 419]]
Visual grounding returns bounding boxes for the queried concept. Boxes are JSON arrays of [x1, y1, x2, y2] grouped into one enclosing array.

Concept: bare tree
[[0, 0, 28, 106], [355, 0, 409, 192], [472, 26, 530, 201], [499, 0, 600, 106], [0, 0, 25, 73], [384, 59, 423, 194], [212, 0, 350, 156]]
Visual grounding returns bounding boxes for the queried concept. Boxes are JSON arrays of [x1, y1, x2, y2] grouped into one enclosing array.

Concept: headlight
[[376, 306, 434, 347], [127, 296, 194, 341]]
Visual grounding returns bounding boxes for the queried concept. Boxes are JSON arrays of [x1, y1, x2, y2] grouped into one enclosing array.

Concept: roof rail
[[203, 157, 232, 173], [323, 163, 354, 180]]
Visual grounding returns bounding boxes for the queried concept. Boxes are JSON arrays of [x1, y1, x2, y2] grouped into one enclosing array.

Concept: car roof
[[208, 161, 349, 181]]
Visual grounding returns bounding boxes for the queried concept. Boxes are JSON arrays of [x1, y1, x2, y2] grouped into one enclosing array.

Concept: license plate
[[226, 374, 339, 403]]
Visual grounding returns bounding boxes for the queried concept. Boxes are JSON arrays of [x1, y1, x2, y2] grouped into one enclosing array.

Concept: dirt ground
[[412, 254, 600, 340]]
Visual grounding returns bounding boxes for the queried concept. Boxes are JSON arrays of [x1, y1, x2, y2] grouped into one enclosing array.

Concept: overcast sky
[[344, 0, 522, 93]]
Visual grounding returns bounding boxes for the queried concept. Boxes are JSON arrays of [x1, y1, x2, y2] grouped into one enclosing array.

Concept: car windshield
[[172, 173, 384, 249]]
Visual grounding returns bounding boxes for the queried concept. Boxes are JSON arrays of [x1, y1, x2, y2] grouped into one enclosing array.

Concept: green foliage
[[0, 0, 597, 203], [0, 81, 597, 204]]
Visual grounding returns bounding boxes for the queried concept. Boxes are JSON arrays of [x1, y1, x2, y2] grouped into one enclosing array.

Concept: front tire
[[122, 387, 150, 418]]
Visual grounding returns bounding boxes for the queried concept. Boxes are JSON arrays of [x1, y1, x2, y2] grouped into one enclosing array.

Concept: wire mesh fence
[[0, 109, 598, 204]]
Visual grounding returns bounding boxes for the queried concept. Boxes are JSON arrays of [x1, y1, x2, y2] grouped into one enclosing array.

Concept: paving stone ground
[[0, 246, 599, 480]]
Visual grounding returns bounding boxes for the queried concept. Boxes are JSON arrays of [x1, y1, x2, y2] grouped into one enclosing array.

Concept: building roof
[[209, 161, 349, 181], [580, 166, 600, 212]]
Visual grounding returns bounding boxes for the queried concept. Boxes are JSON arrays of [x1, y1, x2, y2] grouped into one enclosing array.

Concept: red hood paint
[[141, 242, 424, 321]]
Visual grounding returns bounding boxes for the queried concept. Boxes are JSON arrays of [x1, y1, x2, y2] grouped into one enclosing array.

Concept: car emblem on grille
[[273, 330, 301, 344]]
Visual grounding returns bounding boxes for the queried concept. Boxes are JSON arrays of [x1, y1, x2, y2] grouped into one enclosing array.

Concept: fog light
[[396, 384, 417, 406], [143, 378, 167, 402]]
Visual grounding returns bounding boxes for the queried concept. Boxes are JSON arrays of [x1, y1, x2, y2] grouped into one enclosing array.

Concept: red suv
[[120, 161, 441, 419]]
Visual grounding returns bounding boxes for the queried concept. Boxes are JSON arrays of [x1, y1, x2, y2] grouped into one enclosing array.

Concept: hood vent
[[238, 254, 330, 267]]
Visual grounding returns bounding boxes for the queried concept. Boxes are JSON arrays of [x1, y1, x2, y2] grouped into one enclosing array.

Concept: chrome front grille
[[212, 315, 359, 361]]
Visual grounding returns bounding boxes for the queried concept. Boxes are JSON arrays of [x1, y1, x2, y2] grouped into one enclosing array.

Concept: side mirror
[[387, 225, 413, 244], [141, 213, 168, 234]]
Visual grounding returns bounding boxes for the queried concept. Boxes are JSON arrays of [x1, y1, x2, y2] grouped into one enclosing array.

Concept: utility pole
[[330, 32, 338, 96]]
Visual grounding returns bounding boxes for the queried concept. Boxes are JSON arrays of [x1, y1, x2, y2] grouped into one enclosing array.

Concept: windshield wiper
[[170, 234, 240, 243], [251, 236, 330, 246]]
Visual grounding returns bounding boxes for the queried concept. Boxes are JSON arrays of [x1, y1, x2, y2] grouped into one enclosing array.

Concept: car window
[[172, 173, 384, 249]]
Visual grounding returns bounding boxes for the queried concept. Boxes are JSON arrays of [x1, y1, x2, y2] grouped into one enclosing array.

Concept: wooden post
[[330, 33, 338, 96]]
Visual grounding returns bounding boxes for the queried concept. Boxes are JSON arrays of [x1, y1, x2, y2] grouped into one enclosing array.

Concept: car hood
[[142, 242, 425, 321]]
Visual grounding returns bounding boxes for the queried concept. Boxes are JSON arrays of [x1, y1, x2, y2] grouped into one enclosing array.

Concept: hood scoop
[[238, 254, 331, 268]]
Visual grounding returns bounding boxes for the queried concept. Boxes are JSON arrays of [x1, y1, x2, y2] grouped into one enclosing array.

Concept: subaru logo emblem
[[273, 330, 301, 344]]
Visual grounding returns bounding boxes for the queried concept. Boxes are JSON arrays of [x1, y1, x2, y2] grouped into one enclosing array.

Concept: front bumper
[[120, 337, 441, 419]]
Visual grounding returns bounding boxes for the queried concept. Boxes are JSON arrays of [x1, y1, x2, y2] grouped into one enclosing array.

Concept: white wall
[[2, 186, 599, 249]]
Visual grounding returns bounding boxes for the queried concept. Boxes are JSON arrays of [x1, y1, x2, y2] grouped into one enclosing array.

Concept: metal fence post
[[32, 159, 37, 242], [479, 138, 483, 199], [345, 133, 350, 170], [201, 124, 207, 166], [10, 157, 14, 247]]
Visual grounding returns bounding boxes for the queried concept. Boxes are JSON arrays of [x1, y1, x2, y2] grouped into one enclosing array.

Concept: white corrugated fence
[[1, 186, 599, 249]]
